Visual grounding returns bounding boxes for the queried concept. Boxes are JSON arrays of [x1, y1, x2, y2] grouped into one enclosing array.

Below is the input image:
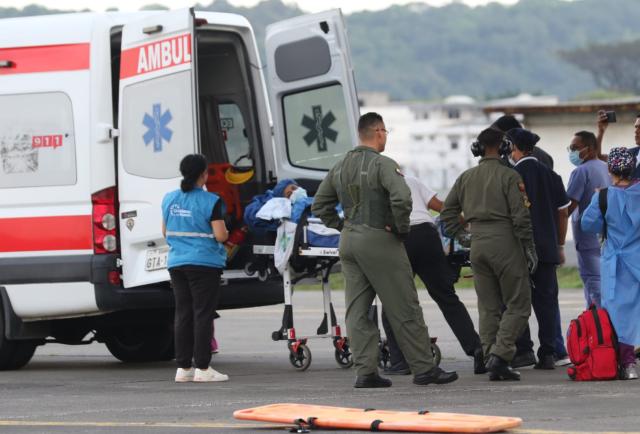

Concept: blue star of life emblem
[[143, 103, 173, 152]]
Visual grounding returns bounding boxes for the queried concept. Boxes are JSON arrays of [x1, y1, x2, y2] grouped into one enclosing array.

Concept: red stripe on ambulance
[[0, 43, 90, 75], [0, 215, 93, 253], [120, 33, 192, 79]]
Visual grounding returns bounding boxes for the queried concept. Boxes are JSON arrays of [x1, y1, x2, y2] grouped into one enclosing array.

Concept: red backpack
[[566, 305, 620, 381]]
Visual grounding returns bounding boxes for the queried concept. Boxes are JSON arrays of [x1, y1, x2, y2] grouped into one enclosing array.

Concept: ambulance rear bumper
[[0, 254, 174, 312]]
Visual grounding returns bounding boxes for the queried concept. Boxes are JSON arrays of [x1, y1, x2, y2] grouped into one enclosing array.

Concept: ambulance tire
[[104, 322, 174, 363], [0, 303, 37, 370]]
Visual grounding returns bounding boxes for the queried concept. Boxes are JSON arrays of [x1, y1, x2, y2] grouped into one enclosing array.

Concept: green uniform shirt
[[441, 156, 534, 248], [312, 146, 412, 235]]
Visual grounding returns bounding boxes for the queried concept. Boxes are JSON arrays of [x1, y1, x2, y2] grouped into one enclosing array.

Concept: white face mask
[[290, 187, 308, 204], [508, 156, 517, 166]]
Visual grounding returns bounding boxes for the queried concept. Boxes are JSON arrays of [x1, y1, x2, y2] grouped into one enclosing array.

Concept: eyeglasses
[[567, 145, 582, 152], [375, 128, 390, 135]]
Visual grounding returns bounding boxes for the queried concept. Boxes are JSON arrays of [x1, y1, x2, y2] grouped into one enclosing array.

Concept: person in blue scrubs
[[566, 131, 611, 308], [582, 147, 640, 380], [162, 154, 229, 383]]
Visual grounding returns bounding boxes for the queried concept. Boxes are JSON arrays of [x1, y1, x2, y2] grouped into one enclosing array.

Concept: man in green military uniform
[[441, 127, 536, 381], [312, 112, 458, 388]]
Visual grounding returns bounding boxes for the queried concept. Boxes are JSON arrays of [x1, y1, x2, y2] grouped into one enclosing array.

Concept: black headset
[[470, 135, 513, 157]]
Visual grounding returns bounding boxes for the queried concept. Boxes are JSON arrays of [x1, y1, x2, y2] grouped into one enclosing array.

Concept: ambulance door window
[[219, 103, 252, 166], [282, 84, 351, 170], [121, 71, 195, 179], [0, 92, 77, 189]]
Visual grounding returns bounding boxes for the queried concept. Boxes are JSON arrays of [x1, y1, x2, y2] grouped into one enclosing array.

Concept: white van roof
[[0, 10, 253, 48]]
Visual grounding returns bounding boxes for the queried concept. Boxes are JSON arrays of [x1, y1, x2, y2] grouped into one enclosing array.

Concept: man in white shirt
[[381, 175, 485, 375]]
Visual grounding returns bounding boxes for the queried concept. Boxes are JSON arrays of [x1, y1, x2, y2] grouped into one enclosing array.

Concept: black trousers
[[169, 265, 222, 369], [515, 262, 559, 358], [382, 223, 481, 366]]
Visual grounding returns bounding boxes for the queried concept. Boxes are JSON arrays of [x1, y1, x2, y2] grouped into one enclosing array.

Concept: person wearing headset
[[441, 128, 536, 381]]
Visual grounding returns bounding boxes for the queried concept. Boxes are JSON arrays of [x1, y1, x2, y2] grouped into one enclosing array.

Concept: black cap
[[491, 115, 522, 133], [506, 128, 540, 152]]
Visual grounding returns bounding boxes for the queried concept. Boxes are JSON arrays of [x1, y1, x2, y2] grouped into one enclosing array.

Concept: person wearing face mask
[[506, 128, 570, 370], [581, 147, 640, 380], [566, 131, 611, 308]]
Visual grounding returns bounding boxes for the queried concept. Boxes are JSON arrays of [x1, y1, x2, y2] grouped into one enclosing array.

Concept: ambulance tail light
[[92, 187, 119, 254]]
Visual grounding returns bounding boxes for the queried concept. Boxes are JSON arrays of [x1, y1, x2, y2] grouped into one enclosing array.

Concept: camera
[[605, 111, 617, 123]]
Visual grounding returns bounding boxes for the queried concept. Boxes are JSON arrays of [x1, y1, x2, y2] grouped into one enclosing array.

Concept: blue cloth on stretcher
[[306, 226, 340, 248]]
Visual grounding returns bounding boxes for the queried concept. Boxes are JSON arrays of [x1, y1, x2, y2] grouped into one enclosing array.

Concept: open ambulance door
[[265, 9, 360, 183], [117, 9, 199, 288]]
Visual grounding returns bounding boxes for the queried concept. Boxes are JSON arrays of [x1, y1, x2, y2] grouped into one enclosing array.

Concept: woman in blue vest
[[162, 154, 229, 383], [582, 147, 640, 380]]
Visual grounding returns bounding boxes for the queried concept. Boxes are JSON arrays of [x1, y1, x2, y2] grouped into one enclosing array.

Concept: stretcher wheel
[[244, 262, 256, 277], [258, 269, 269, 282], [431, 342, 442, 367], [289, 344, 312, 371], [378, 338, 390, 370], [334, 347, 354, 369]]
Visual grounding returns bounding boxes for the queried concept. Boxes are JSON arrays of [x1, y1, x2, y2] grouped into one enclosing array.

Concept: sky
[[1, 0, 520, 14]]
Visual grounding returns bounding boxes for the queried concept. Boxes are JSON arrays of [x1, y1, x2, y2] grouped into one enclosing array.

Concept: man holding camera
[[596, 110, 640, 179], [441, 128, 535, 381]]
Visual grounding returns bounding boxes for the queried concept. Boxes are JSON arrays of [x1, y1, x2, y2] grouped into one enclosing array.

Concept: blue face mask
[[290, 187, 308, 204], [569, 150, 584, 167]]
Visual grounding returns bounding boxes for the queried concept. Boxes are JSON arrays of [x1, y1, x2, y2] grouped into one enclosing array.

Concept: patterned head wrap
[[608, 147, 636, 178]]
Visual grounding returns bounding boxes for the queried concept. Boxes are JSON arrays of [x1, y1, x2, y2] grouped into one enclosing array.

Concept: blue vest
[[161, 188, 226, 269]]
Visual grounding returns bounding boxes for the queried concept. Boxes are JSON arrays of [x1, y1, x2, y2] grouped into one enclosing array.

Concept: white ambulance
[[0, 8, 359, 369]]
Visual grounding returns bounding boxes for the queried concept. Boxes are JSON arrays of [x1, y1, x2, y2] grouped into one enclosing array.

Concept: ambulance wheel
[[0, 299, 38, 370], [289, 344, 312, 371], [104, 322, 174, 363], [431, 343, 442, 367]]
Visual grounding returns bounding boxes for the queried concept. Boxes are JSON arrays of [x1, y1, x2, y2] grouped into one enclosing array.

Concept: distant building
[[363, 95, 488, 192], [484, 96, 640, 189]]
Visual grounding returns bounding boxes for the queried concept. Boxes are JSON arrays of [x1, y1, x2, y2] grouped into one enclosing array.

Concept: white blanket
[[256, 197, 291, 221]]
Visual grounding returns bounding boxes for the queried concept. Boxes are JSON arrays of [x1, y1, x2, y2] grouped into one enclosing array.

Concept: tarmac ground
[[1, 287, 639, 434]]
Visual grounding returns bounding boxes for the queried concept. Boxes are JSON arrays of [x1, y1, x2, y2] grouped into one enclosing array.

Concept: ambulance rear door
[[117, 8, 199, 288], [265, 9, 359, 182]]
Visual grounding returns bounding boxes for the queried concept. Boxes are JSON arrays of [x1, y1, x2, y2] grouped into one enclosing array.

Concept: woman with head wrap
[[581, 147, 640, 380]]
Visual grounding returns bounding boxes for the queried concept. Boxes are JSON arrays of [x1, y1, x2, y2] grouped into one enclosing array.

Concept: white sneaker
[[193, 367, 229, 382], [175, 367, 195, 382], [554, 356, 571, 367], [624, 364, 639, 380]]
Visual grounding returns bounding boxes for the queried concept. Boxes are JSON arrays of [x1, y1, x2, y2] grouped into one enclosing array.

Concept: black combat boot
[[354, 373, 392, 388], [413, 367, 458, 385], [486, 354, 521, 381], [473, 347, 487, 374], [534, 354, 555, 370], [510, 350, 536, 368]]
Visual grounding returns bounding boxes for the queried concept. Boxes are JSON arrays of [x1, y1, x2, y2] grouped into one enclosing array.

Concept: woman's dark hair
[[179, 154, 208, 192]]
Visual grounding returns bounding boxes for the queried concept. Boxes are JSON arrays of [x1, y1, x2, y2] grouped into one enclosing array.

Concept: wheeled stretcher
[[252, 217, 353, 371]]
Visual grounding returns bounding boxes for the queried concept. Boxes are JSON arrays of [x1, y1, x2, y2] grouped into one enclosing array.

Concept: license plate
[[145, 247, 169, 271]]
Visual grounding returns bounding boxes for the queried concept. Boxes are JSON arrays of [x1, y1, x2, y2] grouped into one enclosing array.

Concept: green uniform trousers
[[339, 223, 435, 376], [470, 226, 532, 362]]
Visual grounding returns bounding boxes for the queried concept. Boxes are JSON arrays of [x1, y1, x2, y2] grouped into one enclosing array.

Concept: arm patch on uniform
[[518, 182, 531, 208]]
